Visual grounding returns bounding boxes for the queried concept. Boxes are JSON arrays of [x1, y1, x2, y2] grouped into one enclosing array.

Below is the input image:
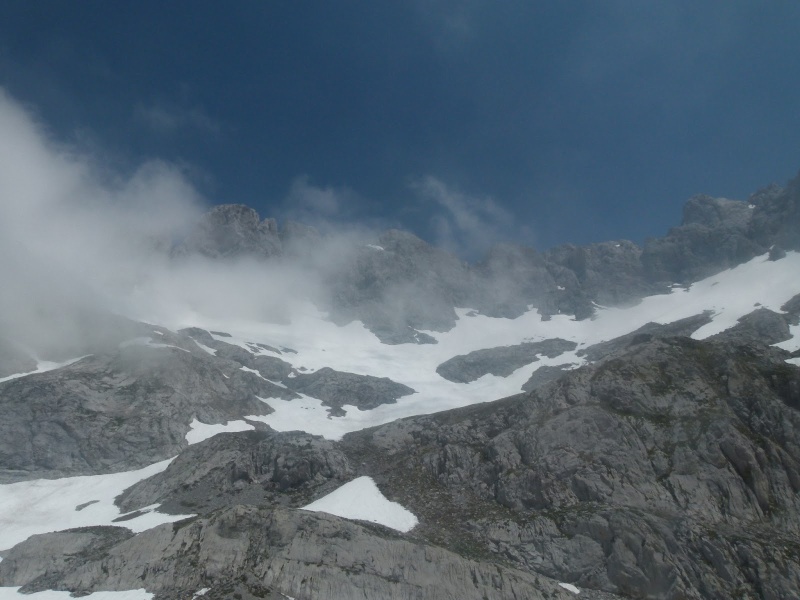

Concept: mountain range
[[1, 171, 799, 600]]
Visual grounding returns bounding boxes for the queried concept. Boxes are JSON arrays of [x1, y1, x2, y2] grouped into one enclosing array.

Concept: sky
[[0, 1, 799, 255]]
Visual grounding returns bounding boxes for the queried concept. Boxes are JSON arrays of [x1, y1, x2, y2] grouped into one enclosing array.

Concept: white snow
[[151, 252, 800, 440], [366, 244, 385, 251], [0, 589, 153, 600], [190, 337, 217, 355], [0, 459, 192, 551], [301, 476, 417, 532], [0, 356, 87, 385], [558, 582, 580, 594], [192, 590, 209, 598], [119, 337, 189, 353], [184, 418, 254, 444], [775, 324, 800, 353]]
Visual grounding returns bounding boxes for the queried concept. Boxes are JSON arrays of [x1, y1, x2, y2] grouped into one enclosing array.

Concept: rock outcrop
[[342, 336, 800, 599], [436, 338, 577, 383], [0, 343, 286, 482]]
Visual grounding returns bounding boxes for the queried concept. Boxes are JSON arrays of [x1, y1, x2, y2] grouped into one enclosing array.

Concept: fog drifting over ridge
[[0, 89, 353, 358]]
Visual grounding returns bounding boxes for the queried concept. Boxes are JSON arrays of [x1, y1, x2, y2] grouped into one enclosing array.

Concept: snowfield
[[0, 459, 193, 552], [301, 476, 418, 532], [158, 251, 800, 440]]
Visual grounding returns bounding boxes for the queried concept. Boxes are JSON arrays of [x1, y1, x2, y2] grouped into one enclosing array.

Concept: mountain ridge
[[2, 171, 800, 600]]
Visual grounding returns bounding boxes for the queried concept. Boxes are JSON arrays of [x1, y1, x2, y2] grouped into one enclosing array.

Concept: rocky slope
[[3, 334, 798, 599], [1, 172, 800, 599]]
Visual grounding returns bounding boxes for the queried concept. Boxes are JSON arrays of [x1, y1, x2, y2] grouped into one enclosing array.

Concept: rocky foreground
[[2, 331, 799, 599]]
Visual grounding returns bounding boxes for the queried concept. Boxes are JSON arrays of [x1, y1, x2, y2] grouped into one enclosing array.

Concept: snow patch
[[120, 337, 189, 353], [185, 418, 254, 444], [0, 356, 87, 385], [774, 324, 800, 352], [558, 582, 580, 594], [190, 338, 217, 356], [301, 476, 417, 532], [366, 244, 385, 251], [0, 459, 192, 551]]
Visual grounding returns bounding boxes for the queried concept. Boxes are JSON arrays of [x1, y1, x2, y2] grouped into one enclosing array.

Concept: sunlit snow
[[147, 252, 800, 440], [301, 476, 417, 532], [184, 418, 254, 445], [0, 459, 192, 551], [558, 582, 580, 594]]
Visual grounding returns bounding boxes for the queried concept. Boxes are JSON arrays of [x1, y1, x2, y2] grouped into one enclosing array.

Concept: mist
[[0, 89, 365, 360]]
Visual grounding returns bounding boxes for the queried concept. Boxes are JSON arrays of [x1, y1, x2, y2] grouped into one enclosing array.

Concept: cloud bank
[[413, 175, 525, 259], [0, 89, 344, 359]]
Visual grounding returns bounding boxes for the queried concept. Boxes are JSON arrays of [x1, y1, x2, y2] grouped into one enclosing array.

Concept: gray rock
[[0, 345, 289, 481], [289, 367, 416, 415], [179, 204, 282, 258], [710, 308, 792, 346], [545, 240, 662, 308], [327, 229, 471, 343], [116, 430, 354, 515], [642, 209, 764, 284], [0, 507, 585, 600], [0, 527, 133, 589], [342, 336, 800, 599], [522, 364, 577, 392], [577, 312, 713, 362], [436, 338, 577, 383]]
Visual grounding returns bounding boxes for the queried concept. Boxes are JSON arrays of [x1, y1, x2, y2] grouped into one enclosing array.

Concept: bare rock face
[[116, 430, 354, 515], [545, 240, 662, 308], [641, 195, 764, 284], [343, 336, 800, 600], [709, 307, 793, 346], [0, 508, 591, 600], [0, 344, 285, 481], [328, 229, 471, 343], [289, 367, 416, 415], [436, 338, 577, 383], [179, 204, 283, 258]]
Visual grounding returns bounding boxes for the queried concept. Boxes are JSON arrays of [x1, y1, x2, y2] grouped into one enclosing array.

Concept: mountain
[[1, 172, 800, 600]]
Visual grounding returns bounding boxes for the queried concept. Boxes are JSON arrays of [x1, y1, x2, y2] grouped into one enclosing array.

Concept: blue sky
[[1, 1, 799, 256]]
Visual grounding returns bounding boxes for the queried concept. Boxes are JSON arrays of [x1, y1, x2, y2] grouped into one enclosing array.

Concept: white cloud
[[0, 89, 373, 358], [286, 175, 343, 218], [413, 175, 522, 258], [0, 88, 207, 355]]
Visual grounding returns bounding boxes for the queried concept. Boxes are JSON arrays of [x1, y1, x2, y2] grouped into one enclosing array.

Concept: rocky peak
[[180, 204, 282, 258], [681, 194, 752, 229]]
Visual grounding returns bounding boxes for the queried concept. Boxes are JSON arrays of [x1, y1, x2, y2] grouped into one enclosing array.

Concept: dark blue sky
[[1, 1, 799, 254]]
